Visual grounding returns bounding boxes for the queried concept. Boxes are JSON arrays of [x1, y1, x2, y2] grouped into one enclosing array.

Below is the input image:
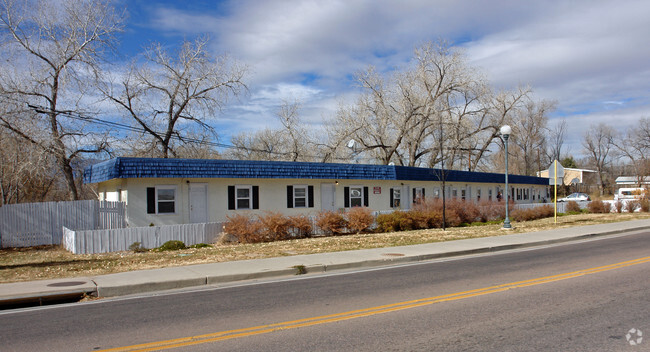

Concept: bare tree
[[275, 100, 308, 161], [508, 99, 554, 175], [327, 41, 496, 168], [0, 127, 60, 204], [583, 123, 616, 195], [228, 128, 285, 161], [545, 118, 567, 165], [614, 117, 650, 185], [104, 36, 248, 158], [226, 100, 314, 161], [0, 0, 123, 200]]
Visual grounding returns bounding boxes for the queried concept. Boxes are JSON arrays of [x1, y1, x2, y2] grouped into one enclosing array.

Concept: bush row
[[223, 199, 539, 243], [565, 199, 650, 214], [223, 212, 314, 243], [222, 198, 647, 244]]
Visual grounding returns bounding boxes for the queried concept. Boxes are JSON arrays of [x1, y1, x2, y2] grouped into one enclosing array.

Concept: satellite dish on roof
[[388, 162, 395, 166], [346, 139, 357, 149]]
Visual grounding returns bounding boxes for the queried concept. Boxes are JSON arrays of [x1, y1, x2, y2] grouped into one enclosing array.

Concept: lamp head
[[500, 125, 512, 137]]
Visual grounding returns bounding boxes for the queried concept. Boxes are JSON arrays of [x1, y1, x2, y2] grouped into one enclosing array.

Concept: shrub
[[376, 212, 398, 232], [375, 210, 412, 232], [406, 210, 430, 230], [511, 208, 532, 222], [587, 200, 610, 214], [423, 210, 443, 228], [565, 201, 581, 213], [388, 210, 410, 231], [511, 205, 554, 222], [259, 211, 293, 241], [129, 242, 147, 253], [614, 200, 624, 213], [537, 205, 555, 218], [288, 214, 313, 238], [224, 213, 264, 243], [625, 200, 639, 213], [438, 208, 462, 228], [189, 243, 212, 249], [315, 210, 348, 235], [476, 200, 504, 222], [346, 207, 374, 233], [157, 240, 186, 251], [640, 199, 650, 212], [447, 199, 481, 224]]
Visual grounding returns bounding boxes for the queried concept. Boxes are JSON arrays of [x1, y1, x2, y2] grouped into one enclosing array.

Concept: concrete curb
[[91, 221, 650, 298]]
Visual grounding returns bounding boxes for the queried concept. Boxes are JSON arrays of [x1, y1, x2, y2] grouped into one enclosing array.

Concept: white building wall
[[102, 177, 549, 227]]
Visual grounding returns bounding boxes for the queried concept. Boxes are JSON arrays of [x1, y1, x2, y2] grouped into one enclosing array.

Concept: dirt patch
[[0, 213, 647, 283]]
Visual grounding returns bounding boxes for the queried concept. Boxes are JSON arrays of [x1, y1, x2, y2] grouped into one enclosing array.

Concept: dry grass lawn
[[1, 212, 648, 283]]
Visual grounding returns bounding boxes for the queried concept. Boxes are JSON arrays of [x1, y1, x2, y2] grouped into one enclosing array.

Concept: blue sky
[[114, 0, 650, 158]]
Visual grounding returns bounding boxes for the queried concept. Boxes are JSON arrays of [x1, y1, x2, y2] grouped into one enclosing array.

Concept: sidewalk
[[2, 219, 650, 308]]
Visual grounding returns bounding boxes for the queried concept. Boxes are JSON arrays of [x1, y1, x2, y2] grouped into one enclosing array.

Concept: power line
[[25, 104, 360, 162]]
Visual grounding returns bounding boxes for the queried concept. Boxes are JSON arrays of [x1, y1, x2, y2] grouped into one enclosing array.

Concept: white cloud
[[128, 0, 650, 159]]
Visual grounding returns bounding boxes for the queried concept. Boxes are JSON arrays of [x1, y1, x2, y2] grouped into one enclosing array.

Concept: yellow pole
[[554, 160, 557, 223]]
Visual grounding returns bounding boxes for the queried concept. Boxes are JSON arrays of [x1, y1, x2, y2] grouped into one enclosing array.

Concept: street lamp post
[[500, 125, 512, 229]]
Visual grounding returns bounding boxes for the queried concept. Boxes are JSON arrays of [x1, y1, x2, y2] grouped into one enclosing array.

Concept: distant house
[[537, 167, 598, 192], [615, 176, 650, 188], [84, 158, 550, 227]]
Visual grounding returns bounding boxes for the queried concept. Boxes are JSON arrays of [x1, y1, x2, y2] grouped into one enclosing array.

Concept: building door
[[189, 184, 208, 223], [321, 183, 336, 211]]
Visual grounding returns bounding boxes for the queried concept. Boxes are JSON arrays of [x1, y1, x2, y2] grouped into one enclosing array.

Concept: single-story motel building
[[84, 158, 551, 227]]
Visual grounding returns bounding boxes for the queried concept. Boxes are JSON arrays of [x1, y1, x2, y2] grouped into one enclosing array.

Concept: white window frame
[[391, 187, 401, 208], [413, 187, 425, 204], [235, 185, 253, 210], [349, 186, 364, 208], [156, 185, 177, 214], [293, 185, 308, 208]]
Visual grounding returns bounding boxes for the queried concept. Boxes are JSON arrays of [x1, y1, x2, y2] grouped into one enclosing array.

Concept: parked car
[[557, 193, 590, 202], [614, 188, 646, 201]]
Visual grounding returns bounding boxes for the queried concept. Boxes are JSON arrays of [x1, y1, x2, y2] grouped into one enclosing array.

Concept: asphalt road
[[1, 230, 648, 351]]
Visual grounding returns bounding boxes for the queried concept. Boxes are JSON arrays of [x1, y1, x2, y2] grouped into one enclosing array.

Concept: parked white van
[[614, 188, 646, 201]]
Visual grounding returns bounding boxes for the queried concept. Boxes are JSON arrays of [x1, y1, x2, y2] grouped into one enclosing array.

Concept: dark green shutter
[[252, 186, 259, 209], [228, 186, 235, 210], [363, 187, 369, 207], [344, 187, 350, 208], [147, 187, 155, 214], [308, 186, 314, 208], [287, 185, 294, 208]]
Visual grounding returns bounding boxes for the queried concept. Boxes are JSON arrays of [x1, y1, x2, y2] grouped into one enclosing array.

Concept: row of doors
[[188, 183, 338, 223]]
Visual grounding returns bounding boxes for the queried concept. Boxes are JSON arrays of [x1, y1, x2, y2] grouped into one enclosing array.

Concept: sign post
[[548, 160, 564, 223]]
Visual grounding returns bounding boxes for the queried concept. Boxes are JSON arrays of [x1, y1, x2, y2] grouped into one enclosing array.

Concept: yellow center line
[[97, 255, 650, 352]]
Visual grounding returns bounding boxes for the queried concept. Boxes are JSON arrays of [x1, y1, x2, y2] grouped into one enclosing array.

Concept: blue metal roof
[[83, 157, 548, 186]]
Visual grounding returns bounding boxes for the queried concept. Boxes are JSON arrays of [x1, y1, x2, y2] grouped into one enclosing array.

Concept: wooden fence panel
[[0, 200, 125, 248], [63, 222, 225, 254]]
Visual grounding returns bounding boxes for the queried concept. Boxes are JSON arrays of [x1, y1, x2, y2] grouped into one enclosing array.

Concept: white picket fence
[[0, 200, 125, 248], [63, 222, 225, 254]]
